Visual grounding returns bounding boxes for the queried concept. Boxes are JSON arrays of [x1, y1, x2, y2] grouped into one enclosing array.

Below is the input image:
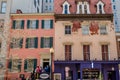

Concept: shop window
[[101, 45, 109, 60], [65, 25, 71, 34], [65, 67, 73, 80], [54, 73, 61, 80], [65, 45, 72, 61], [26, 37, 38, 48], [24, 59, 37, 72], [41, 20, 53, 29], [8, 59, 22, 72], [83, 45, 90, 61], [100, 25, 107, 35], [96, 1, 105, 14], [27, 20, 39, 29], [12, 20, 24, 29], [82, 25, 89, 35], [62, 1, 70, 14], [41, 37, 53, 48], [1, 1, 6, 13], [10, 38, 23, 48]]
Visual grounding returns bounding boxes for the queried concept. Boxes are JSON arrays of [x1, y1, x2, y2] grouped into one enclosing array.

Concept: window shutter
[[18, 59, 21, 72], [20, 38, 23, 48], [24, 59, 27, 71], [26, 38, 28, 48], [33, 59, 37, 70], [50, 20, 53, 29], [36, 20, 39, 29], [27, 20, 30, 29], [41, 20, 44, 29], [8, 59, 12, 71], [50, 37, 53, 48], [12, 20, 16, 29], [41, 37, 44, 48], [35, 37, 38, 48], [21, 20, 24, 29]]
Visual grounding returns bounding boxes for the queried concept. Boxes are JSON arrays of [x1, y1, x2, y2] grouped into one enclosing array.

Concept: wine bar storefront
[[54, 60, 119, 80]]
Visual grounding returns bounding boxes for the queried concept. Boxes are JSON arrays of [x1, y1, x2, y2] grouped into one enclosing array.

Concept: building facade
[[54, 0, 119, 80], [5, 0, 54, 80], [0, 0, 11, 80]]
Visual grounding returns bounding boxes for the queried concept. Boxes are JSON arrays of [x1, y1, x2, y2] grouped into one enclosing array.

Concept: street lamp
[[50, 47, 54, 80]]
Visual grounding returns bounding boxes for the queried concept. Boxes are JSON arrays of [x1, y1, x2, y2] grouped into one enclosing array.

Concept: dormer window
[[76, 1, 90, 14], [96, 1, 105, 14], [62, 1, 70, 14]]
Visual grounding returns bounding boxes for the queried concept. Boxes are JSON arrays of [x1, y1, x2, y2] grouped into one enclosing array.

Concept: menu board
[[82, 70, 99, 79]]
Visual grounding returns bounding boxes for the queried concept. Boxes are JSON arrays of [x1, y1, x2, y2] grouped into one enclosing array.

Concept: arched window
[[64, 5, 68, 14], [99, 5, 102, 14], [96, 1, 105, 14], [84, 5, 87, 14], [79, 5, 82, 14]]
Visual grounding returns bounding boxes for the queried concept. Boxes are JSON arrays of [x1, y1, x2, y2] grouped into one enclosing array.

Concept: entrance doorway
[[43, 59, 50, 68], [107, 71, 116, 80]]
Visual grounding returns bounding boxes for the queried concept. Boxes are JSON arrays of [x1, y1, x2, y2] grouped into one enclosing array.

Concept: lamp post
[[50, 47, 54, 80]]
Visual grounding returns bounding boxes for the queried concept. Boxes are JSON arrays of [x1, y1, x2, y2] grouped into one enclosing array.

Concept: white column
[[82, 3, 84, 14], [76, 3, 79, 14], [86, 3, 90, 14], [96, 4, 99, 14], [101, 5, 105, 14]]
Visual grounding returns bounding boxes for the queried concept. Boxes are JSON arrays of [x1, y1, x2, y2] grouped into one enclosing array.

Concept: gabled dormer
[[96, 0, 105, 14], [76, 1, 90, 14], [62, 1, 71, 14]]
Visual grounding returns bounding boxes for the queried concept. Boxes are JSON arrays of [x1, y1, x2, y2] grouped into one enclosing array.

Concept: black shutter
[[20, 38, 23, 48], [41, 37, 44, 48], [41, 20, 44, 29], [12, 20, 16, 29], [50, 37, 53, 48], [33, 59, 37, 70], [35, 37, 38, 48], [36, 20, 39, 29], [50, 20, 53, 29], [24, 59, 27, 72], [21, 20, 24, 29], [27, 20, 30, 29], [26, 38, 28, 48], [8, 59, 12, 71]]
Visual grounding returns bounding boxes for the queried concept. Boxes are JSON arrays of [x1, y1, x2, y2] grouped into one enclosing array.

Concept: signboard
[[40, 73, 50, 79]]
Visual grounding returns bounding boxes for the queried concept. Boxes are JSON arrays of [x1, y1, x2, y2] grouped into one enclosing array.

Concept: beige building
[[0, 0, 11, 79]]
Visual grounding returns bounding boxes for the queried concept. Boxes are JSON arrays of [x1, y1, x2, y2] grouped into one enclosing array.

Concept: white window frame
[[76, 1, 90, 14], [62, 1, 70, 14], [82, 25, 89, 35], [100, 25, 107, 35], [96, 1, 105, 14], [29, 20, 37, 29], [43, 37, 51, 48], [44, 20, 51, 29], [1, 1, 6, 13]]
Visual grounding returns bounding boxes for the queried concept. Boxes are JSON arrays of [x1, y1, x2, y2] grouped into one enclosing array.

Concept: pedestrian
[[35, 66, 41, 79]]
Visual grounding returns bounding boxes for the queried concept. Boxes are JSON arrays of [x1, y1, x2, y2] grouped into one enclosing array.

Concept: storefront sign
[[40, 73, 49, 79]]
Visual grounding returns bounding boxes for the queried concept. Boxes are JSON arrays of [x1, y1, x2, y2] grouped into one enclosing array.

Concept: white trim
[[62, 1, 70, 14], [96, 1, 105, 14]]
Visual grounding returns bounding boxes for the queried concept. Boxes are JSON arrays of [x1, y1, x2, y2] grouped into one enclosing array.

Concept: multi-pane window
[[12, 20, 24, 29], [10, 38, 23, 48], [99, 5, 102, 14], [100, 25, 107, 35], [113, 5, 116, 10], [64, 5, 68, 14], [101, 45, 109, 60], [26, 37, 38, 48], [65, 45, 72, 61], [41, 20, 53, 29], [24, 59, 37, 72], [79, 5, 82, 14], [65, 25, 71, 34], [83, 45, 90, 61], [84, 5, 87, 14], [1, 1, 6, 13], [27, 20, 39, 29], [82, 25, 89, 35], [41, 37, 53, 48], [8, 59, 22, 72]]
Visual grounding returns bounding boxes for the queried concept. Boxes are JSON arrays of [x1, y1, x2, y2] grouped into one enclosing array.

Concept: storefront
[[54, 60, 119, 80]]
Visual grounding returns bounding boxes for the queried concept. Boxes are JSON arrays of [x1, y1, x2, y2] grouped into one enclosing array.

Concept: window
[[10, 38, 23, 48], [113, 5, 116, 10], [12, 20, 24, 29], [84, 5, 87, 14], [62, 1, 70, 14], [96, 1, 105, 14], [41, 37, 53, 48], [79, 5, 82, 14], [65, 25, 71, 34], [27, 20, 39, 29], [8, 59, 22, 72], [0, 19, 4, 31], [82, 25, 89, 35], [83, 45, 90, 61], [100, 25, 107, 35], [101, 45, 109, 60], [46, 0, 48, 3], [113, 0, 115, 2], [24, 59, 37, 72], [41, 20, 53, 29], [54, 73, 61, 80], [0, 42, 1, 52], [1, 1, 6, 13], [65, 45, 72, 61], [26, 37, 38, 48]]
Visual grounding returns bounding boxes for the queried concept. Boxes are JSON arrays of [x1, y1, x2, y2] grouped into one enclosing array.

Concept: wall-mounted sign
[[40, 73, 49, 79]]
